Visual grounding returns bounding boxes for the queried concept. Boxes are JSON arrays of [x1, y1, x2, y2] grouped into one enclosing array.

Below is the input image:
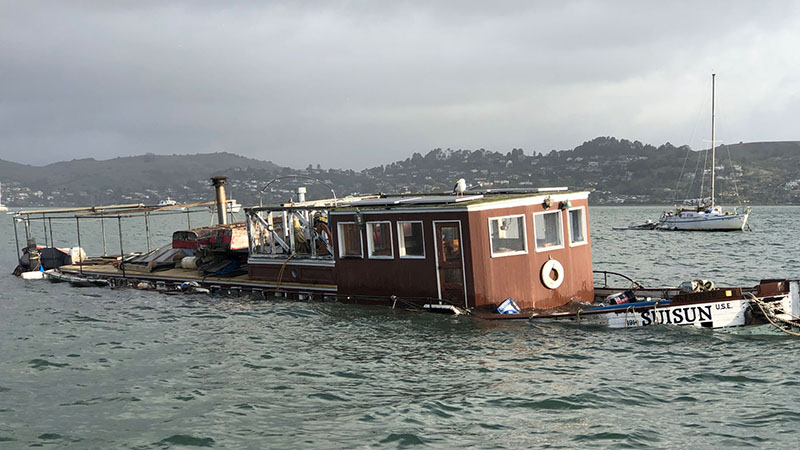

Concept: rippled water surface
[[2, 207, 800, 448]]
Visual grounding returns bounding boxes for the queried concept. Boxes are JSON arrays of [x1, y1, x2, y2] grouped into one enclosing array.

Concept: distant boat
[[227, 199, 242, 213], [158, 197, 177, 207], [657, 74, 751, 232], [0, 182, 8, 212]]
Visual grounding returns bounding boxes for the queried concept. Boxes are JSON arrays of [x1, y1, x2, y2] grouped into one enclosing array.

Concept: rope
[[726, 146, 743, 207], [699, 147, 709, 201], [745, 293, 800, 337], [625, 305, 639, 327], [673, 97, 705, 203], [746, 293, 800, 322], [683, 149, 703, 205], [653, 301, 660, 325], [274, 253, 295, 295], [673, 145, 694, 204]]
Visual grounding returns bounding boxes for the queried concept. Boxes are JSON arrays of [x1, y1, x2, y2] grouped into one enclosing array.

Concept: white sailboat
[[0, 182, 8, 212], [158, 197, 177, 207], [658, 74, 751, 231]]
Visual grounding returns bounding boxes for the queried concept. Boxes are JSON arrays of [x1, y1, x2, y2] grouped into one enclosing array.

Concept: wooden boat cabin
[[245, 188, 594, 311]]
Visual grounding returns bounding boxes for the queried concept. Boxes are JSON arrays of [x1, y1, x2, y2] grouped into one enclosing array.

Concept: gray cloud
[[2, 1, 799, 169]]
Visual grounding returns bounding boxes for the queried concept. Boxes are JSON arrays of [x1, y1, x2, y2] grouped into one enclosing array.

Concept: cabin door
[[434, 221, 467, 308]]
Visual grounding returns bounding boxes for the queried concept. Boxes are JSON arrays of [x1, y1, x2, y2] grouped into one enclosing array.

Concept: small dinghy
[[612, 220, 657, 231], [21, 270, 45, 280], [44, 270, 71, 283], [44, 270, 109, 287]]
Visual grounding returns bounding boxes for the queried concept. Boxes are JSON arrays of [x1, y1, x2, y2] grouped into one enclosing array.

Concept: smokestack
[[297, 186, 306, 203], [211, 176, 228, 225]]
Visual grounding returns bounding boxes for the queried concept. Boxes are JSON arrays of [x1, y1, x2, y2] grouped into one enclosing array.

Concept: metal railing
[[246, 206, 334, 259]]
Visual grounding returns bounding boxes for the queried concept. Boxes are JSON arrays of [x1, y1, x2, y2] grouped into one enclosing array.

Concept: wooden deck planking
[[59, 263, 337, 292]]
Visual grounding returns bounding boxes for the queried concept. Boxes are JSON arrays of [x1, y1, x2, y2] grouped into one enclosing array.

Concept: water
[[2, 207, 800, 449]]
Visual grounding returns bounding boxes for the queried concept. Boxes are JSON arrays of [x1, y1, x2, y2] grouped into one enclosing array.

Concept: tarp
[[14, 247, 72, 275]]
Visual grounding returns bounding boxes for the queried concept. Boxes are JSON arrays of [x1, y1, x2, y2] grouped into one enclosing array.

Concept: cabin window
[[533, 210, 564, 251], [489, 215, 527, 257], [568, 207, 587, 246], [337, 222, 363, 258], [367, 221, 394, 259], [398, 221, 425, 258]]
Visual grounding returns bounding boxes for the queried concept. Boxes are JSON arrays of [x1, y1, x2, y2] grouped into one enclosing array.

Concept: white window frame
[[532, 210, 565, 252], [567, 206, 588, 247], [488, 214, 528, 258], [397, 220, 426, 259], [366, 221, 394, 259], [337, 222, 363, 259]]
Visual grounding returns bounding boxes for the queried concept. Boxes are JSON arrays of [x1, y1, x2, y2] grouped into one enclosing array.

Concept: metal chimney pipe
[[297, 187, 307, 203], [211, 176, 228, 225]]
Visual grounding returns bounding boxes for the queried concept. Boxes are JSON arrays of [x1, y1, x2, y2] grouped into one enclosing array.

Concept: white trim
[[397, 220, 426, 259], [337, 221, 363, 259], [328, 192, 590, 215], [566, 206, 588, 247], [432, 220, 469, 308], [488, 214, 528, 258], [366, 221, 394, 259], [532, 210, 565, 252], [466, 192, 589, 212]]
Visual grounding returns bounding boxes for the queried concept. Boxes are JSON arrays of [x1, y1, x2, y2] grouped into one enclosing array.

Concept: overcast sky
[[2, 1, 799, 169]]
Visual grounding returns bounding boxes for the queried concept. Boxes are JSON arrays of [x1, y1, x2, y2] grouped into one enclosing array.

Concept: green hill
[[3, 139, 800, 207]]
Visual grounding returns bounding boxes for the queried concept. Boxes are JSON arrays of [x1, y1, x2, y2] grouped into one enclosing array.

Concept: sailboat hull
[[658, 210, 749, 231]]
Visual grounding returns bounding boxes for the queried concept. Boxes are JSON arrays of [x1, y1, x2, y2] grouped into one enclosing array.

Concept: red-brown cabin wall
[[330, 195, 593, 311], [331, 211, 472, 303], [248, 262, 336, 286], [467, 197, 594, 311]]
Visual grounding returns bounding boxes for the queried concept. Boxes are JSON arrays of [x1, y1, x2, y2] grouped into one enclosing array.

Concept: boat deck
[[58, 263, 338, 295]]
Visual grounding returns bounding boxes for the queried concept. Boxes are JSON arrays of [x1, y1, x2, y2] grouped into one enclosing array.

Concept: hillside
[[0, 152, 280, 205], [3, 138, 800, 207]]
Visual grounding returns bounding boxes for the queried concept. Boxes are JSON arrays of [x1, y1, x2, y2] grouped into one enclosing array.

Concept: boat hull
[[658, 211, 749, 231], [529, 280, 800, 332], [536, 298, 752, 329]]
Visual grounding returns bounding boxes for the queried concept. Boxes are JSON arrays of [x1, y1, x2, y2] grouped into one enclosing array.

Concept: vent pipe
[[211, 176, 228, 225], [297, 187, 307, 203]]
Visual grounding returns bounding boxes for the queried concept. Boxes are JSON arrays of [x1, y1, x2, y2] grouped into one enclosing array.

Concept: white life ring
[[541, 259, 564, 290]]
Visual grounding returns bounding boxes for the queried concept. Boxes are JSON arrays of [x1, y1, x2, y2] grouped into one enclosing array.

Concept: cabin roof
[[329, 189, 589, 212], [247, 188, 589, 213]]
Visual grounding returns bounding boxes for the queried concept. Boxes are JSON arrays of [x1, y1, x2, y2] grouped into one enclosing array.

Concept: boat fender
[[541, 259, 564, 289], [181, 256, 198, 269], [68, 247, 86, 264]]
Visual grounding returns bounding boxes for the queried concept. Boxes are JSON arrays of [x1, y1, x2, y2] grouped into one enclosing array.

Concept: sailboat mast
[[710, 73, 716, 209]]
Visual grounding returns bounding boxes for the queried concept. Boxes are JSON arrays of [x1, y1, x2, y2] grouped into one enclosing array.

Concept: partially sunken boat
[[10, 176, 800, 335]]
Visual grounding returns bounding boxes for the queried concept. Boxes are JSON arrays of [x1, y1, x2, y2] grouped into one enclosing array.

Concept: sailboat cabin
[[246, 188, 594, 311]]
